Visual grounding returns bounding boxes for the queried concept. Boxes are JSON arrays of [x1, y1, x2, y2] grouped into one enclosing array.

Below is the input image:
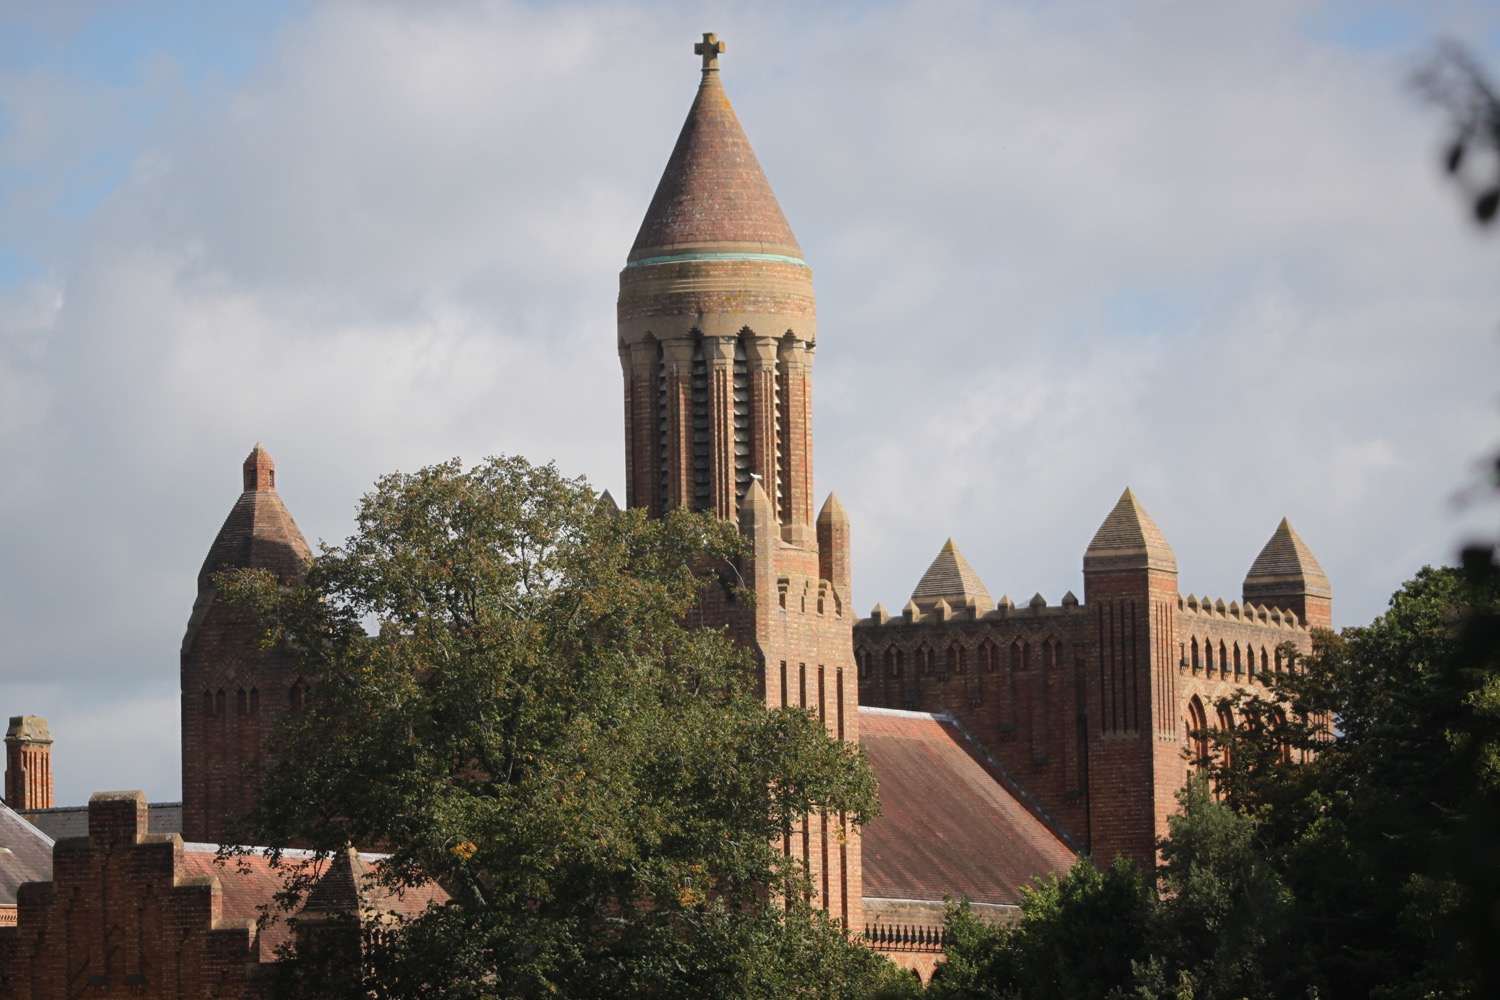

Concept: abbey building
[[0, 34, 1329, 989]]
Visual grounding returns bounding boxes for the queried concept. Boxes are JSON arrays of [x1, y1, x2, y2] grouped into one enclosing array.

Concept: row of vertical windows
[[653, 334, 785, 515], [201, 682, 307, 719], [1185, 637, 1283, 677]]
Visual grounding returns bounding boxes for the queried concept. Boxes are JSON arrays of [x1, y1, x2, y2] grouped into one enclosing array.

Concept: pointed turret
[[629, 33, 801, 263], [1083, 488, 1176, 573], [181, 444, 312, 844], [817, 492, 851, 596], [197, 444, 311, 593], [910, 539, 994, 613], [619, 33, 817, 532], [1243, 518, 1331, 629]]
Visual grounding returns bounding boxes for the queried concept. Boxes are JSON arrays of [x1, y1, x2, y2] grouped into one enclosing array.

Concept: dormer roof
[[911, 539, 993, 612], [1083, 488, 1176, 573]]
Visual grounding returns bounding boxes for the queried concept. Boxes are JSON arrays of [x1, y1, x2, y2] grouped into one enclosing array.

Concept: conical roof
[[629, 54, 801, 261], [911, 539, 993, 611], [1083, 488, 1177, 573], [196, 445, 311, 592], [302, 847, 369, 916], [1244, 518, 1330, 598]]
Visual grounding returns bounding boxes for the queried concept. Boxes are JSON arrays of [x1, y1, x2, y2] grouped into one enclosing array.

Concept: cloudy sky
[[3, 0, 1499, 806]]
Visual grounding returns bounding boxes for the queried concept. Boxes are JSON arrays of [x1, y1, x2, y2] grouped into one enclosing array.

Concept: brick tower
[[618, 34, 861, 929], [1243, 518, 1331, 630], [4, 715, 53, 811], [1081, 489, 1180, 866], [180, 444, 311, 843]]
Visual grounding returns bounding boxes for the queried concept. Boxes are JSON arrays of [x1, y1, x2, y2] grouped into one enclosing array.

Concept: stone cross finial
[[695, 32, 725, 71]]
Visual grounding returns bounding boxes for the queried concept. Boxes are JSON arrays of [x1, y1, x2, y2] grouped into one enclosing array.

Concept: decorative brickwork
[[618, 42, 860, 932], [4, 717, 53, 811]]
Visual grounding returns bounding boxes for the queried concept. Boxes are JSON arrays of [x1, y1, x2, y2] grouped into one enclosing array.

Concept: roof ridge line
[[857, 705, 947, 721]]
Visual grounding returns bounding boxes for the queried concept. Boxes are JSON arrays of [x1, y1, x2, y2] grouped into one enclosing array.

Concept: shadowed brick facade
[[180, 445, 311, 844]]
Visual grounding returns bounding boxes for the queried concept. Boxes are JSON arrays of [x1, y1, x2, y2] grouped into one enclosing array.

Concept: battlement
[[859, 591, 1081, 628], [1177, 593, 1306, 632]]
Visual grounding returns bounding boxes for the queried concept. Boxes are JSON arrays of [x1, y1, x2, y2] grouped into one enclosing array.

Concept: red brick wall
[[855, 582, 1317, 872], [180, 599, 301, 845], [0, 792, 265, 1000]]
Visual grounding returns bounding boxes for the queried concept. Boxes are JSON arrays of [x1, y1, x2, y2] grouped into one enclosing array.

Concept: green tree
[[1194, 566, 1500, 997], [222, 455, 896, 999], [1150, 777, 1291, 1000], [929, 857, 1156, 1000]]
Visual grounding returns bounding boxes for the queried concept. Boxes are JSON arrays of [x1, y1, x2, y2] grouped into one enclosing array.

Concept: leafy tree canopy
[[221, 455, 896, 999]]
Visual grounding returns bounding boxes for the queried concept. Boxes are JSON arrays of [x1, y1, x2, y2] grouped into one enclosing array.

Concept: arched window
[[1271, 708, 1292, 764], [1191, 636, 1200, 672], [1233, 643, 1243, 675], [917, 644, 934, 675], [885, 646, 902, 678], [1186, 696, 1209, 770], [1219, 641, 1229, 675], [1205, 640, 1215, 671]]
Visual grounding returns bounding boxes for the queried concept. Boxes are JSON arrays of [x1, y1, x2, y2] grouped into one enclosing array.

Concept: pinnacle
[[1244, 518, 1330, 597], [1083, 488, 1176, 573], [910, 538, 993, 612], [817, 492, 849, 526], [629, 54, 801, 260], [738, 478, 776, 534]]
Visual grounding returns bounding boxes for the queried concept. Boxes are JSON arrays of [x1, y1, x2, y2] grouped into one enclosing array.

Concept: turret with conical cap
[[619, 33, 817, 542], [617, 37, 860, 932]]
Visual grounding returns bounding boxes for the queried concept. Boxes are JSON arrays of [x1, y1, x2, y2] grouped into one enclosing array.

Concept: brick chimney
[[4, 715, 54, 810]]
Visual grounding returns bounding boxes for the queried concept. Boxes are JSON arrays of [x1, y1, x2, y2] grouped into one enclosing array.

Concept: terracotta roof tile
[[179, 847, 448, 961], [859, 708, 1075, 905]]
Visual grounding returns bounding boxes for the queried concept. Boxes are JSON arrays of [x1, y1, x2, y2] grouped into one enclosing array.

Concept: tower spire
[[619, 35, 816, 536]]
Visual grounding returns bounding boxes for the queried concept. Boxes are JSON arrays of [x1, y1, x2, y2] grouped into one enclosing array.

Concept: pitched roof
[[196, 445, 311, 592], [858, 708, 1075, 906], [0, 803, 53, 906], [1083, 488, 1176, 573], [629, 65, 801, 260], [910, 539, 993, 611], [1244, 518, 1331, 598], [176, 847, 449, 961]]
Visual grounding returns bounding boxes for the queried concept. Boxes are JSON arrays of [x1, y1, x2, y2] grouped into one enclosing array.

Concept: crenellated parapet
[[854, 489, 1332, 870], [1178, 594, 1304, 630]]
